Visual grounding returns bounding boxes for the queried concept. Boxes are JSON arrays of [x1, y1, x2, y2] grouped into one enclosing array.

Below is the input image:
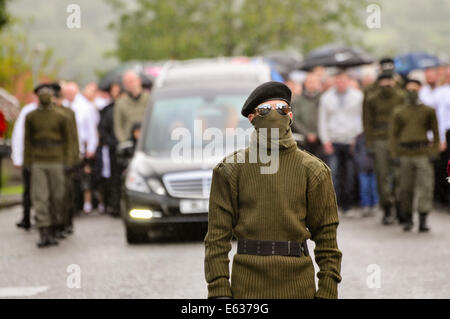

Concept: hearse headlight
[[147, 178, 166, 196], [125, 170, 150, 194]]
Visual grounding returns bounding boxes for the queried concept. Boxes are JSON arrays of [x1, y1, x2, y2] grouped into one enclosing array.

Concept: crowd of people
[[9, 57, 450, 247], [289, 58, 450, 232], [11, 71, 149, 247]]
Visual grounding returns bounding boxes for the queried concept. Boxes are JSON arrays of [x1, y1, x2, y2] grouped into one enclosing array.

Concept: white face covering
[[94, 97, 111, 110]]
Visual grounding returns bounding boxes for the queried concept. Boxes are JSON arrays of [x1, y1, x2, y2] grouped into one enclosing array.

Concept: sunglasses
[[254, 102, 291, 116]]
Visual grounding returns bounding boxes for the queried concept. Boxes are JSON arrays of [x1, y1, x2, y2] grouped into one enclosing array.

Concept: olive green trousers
[[31, 163, 65, 228], [373, 139, 400, 207], [399, 155, 434, 214]]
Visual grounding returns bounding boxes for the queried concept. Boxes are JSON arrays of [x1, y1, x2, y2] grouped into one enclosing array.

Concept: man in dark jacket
[[95, 83, 121, 216], [53, 83, 80, 236]]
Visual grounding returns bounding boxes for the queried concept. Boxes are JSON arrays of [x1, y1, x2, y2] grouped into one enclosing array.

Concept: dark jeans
[[99, 176, 120, 215], [95, 146, 121, 215], [358, 172, 379, 207], [22, 167, 32, 222], [327, 143, 355, 211]]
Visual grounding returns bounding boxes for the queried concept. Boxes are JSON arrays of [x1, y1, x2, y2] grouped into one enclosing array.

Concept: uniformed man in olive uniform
[[24, 84, 71, 247], [363, 73, 406, 225], [390, 78, 440, 232], [52, 83, 80, 236], [204, 82, 342, 299], [362, 57, 404, 135]]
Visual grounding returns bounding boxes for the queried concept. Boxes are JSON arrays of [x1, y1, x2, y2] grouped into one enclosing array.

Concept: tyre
[[125, 225, 148, 244]]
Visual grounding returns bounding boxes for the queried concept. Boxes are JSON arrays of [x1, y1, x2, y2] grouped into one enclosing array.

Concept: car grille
[[162, 170, 213, 199]]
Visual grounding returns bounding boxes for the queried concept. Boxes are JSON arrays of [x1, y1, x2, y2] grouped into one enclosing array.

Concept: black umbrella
[[98, 62, 154, 92], [299, 44, 375, 71], [263, 50, 303, 78]]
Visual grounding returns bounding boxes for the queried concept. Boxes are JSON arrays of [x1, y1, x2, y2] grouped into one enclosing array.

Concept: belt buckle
[[288, 241, 291, 256]]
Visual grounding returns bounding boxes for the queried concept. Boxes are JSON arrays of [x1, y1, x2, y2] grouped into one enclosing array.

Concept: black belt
[[32, 140, 62, 148], [399, 141, 429, 149], [373, 122, 388, 129], [237, 239, 309, 257]]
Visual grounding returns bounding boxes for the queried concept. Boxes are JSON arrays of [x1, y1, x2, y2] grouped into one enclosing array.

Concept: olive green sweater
[[24, 105, 70, 166], [390, 103, 440, 157], [364, 88, 406, 146], [291, 92, 321, 136], [113, 91, 150, 143], [204, 132, 342, 299]]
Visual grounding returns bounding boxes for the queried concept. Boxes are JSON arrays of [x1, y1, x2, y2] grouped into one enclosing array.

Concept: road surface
[[1, 205, 449, 298]]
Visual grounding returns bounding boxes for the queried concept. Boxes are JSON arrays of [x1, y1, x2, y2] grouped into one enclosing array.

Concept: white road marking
[[0, 286, 49, 298]]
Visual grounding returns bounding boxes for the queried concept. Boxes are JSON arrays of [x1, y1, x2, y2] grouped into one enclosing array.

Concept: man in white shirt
[[319, 70, 363, 214], [11, 100, 38, 230], [432, 67, 450, 207], [434, 82, 450, 150], [62, 82, 98, 214], [419, 67, 439, 108], [62, 83, 98, 156], [82, 82, 102, 126]]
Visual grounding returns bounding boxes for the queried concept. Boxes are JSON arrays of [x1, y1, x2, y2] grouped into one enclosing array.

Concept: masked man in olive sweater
[[204, 82, 342, 299], [24, 84, 71, 247], [364, 72, 407, 225], [390, 78, 440, 232]]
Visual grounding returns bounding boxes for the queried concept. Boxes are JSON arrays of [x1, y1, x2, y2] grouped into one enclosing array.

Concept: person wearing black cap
[[24, 83, 71, 247], [204, 81, 342, 299], [362, 57, 403, 132], [363, 58, 401, 114], [364, 72, 407, 225], [389, 78, 440, 232], [379, 57, 396, 74], [379, 57, 405, 87]]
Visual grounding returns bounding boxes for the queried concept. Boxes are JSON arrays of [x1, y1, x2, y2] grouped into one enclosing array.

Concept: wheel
[[125, 225, 147, 244]]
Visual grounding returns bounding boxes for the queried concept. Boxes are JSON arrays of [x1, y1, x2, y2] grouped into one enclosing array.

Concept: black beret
[[405, 78, 422, 86], [379, 57, 394, 65], [377, 72, 394, 81], [34, 82, 61, 94], [241, 81, 292, 117], [379, 57, 395, 71]]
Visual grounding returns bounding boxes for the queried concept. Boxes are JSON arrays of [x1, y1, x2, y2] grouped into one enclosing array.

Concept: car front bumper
[[123, 190, 209, 226]]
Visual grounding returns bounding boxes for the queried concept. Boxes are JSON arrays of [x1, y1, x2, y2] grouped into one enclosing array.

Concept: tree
[[0, 0, 9, 31], [0, 20, 63, 104], [107, 0, 363, 62]]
